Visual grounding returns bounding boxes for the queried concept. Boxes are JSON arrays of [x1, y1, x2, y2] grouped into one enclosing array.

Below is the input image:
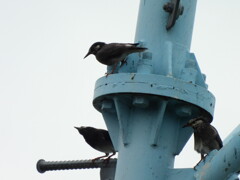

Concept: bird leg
[[92, 153, 109, 163], [120, 58, 127, 67], [103, 152, 116, 164], [105, 63, 118, 77], [194, 154, 205, 170]]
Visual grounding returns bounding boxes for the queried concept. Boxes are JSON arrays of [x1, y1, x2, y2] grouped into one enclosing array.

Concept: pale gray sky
[[0, 0, 240, 179]]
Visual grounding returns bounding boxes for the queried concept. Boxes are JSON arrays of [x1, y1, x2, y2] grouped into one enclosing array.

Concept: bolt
[[163, 2, 174, 13]]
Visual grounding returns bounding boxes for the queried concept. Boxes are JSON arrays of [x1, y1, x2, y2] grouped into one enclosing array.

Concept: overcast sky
[[0, 0, 240, 179]]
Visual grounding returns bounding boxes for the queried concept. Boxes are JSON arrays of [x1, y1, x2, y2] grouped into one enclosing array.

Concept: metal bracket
[[163, 0, 184, 30]]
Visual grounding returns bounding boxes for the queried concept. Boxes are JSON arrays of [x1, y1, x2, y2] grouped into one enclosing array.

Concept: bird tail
[[130, 43, 148, 52]]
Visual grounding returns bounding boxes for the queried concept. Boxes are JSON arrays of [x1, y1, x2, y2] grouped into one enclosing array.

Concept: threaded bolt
[[36, 159, 117, 173]]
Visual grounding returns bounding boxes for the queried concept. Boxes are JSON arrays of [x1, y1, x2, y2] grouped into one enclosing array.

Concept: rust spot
[[131, 74, 136, 80], [223, 155, 226, 162]]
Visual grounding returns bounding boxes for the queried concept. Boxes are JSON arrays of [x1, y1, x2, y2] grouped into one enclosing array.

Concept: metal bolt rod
[[36, 159, 117, 173]]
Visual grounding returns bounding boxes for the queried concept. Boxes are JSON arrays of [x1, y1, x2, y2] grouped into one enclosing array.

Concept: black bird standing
[[84, 42, 147, 76], [183, 117, 223, 168], [74, 126, 116, 162]]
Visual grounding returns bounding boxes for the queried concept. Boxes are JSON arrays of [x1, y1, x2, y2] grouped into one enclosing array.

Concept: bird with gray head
[[84, 42, 147, 76], [74, 126, 116, 162], [183, 117, 223, 168]]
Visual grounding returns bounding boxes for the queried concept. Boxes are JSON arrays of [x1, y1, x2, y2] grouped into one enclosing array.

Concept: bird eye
[[95, 45, 100, 49]]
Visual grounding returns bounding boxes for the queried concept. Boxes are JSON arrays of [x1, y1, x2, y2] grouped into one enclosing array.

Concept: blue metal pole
[[93, 0, 215, 179]]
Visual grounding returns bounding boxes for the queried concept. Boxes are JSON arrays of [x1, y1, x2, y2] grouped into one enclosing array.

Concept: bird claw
[[105, 72, 111, 77], [91, 158, 100, 164], [193, 155, 206, 170], [91, 155, 108, 163], [91, 157, 111, 165], [103, 157, 111, 164], [120, 59, 127, 67], [193, 161, 201, 170], [193, 163, 199, 170]]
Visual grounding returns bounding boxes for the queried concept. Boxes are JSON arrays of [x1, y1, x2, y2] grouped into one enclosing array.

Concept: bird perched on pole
[[183, 117, 223, 168], [74, 126, 116, 162], [84, 42, 147, 76]]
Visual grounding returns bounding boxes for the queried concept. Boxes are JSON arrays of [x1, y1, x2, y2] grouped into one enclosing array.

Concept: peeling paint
[[131, 73, 136, 80]]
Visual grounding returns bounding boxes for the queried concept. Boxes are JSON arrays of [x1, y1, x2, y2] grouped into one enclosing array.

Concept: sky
[[0, 0, 240, 179]]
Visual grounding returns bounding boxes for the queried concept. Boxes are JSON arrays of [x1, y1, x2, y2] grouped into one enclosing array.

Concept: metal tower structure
[[92, 0, 240, 179], [37, 0, 240, 179]]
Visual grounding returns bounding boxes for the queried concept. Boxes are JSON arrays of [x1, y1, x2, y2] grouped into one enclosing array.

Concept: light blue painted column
[[93, 0, 215, 179]]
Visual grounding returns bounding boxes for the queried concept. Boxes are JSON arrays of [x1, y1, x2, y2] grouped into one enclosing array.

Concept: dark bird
[[74, 126, 116, 162], [183, 117, 223, 168], [84, 42, 147, 76]]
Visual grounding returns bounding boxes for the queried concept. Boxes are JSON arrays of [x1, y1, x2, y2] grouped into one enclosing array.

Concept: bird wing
[[98, 129, 112, 142], [101, 44, 130, 59], [98, 43, 146, 64], [210, 125, 223, 148], [205, 124, 223, 148], [215, 134, 223, 148], [193, 133, 203, 153], [96, 129, 115, 153]]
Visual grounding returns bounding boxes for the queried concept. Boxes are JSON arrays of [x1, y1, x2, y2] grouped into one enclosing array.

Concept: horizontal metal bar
[[36, 159, 117, 173]]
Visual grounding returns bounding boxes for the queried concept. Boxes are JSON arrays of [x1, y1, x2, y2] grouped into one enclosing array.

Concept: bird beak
[[182, 123, 190, 128], [74, 126, 80, 130], [84, 51, 91, 59]]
